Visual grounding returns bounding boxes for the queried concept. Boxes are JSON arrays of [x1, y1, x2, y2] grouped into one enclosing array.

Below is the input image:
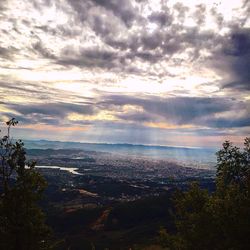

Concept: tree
[[216, 139, 250, 186], [0, 118, 53, 250], [160, 138, 250, 250]]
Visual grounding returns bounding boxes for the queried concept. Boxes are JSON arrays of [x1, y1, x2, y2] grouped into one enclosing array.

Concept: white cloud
[[0, 0, 249, 146]]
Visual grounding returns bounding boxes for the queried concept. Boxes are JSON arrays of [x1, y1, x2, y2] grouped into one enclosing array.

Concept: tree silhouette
[[160, 138, 250, 250], [0, 118, 53, 250]]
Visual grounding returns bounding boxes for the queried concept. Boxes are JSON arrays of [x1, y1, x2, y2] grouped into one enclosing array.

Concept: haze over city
[[0, 0, 249, 147]]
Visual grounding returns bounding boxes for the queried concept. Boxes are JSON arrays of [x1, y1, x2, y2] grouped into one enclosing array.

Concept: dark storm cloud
[[58, 47, 118, 69], [0, 47, 14, 60], [0, 102, 96, 126], [219, 28, 250, 91], [100, 94, 248, 128], [223, 28, 250, 57], [0, 113, 61, 126], [204, 116, 250, 128], [141, 32, 164, 50], [10, 102, 95, 117], [3, 0, 228, 75], [32, 41, 56, 59], [55, 26, 217, 72], [1, 0, 249, 147], [66, 0, 136, 32], [91, 0, 137, 26], [49, 0, 218, 71], [66, 0, 98, 23], [1, 0, 248, 77], [0, 43, 20, 61], [116, 111, 154, 122], [148, 11, 172, 27]]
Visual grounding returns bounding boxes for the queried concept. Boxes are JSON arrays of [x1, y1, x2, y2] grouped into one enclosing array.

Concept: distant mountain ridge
[[22, 139, 217, 166], [23, 139, 216, 151]]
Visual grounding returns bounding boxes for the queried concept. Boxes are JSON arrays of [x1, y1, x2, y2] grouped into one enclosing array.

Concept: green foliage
[[160, 138, 250, 250], [216, 139, 250, 186], [0, 119, 54, 250]]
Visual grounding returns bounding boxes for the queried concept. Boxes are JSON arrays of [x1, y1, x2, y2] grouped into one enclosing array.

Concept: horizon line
[[21, 138, 217, 150]]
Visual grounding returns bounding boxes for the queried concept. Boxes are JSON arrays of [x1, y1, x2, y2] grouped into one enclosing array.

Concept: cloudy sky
[[0, 0, 249, 147]]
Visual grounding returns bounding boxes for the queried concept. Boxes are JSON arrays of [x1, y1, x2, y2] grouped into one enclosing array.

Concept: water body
[[36, 166, 82, 175]]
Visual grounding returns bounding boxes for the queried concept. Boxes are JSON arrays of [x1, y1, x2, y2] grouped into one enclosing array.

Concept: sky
[[0, 0, 249, 148]]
